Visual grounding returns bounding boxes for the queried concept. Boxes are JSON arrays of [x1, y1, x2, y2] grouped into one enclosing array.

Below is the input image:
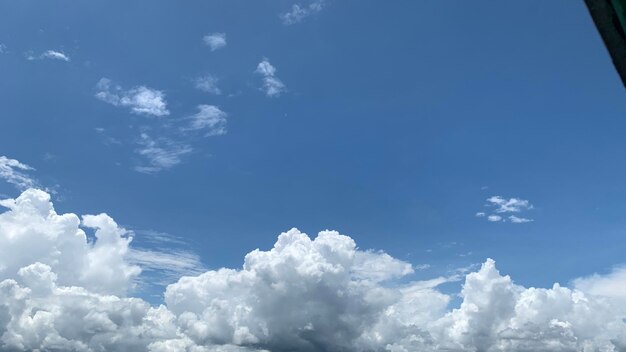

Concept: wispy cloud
[[183, 105, 227, 136], [508, 215, 533, 223], [26, 49, 70, 62], [255, 58, 286, 97], [0, 156, 38, 190], [203, 32, 227, 51], [280, 0, 325, 25], [477, 195, 534, 223], [41, 50, 70, 61], [134, 133, 192, 173], [0, 43, 6, 53], [95, 78, 169, 117], [195, 74, 221, 95]]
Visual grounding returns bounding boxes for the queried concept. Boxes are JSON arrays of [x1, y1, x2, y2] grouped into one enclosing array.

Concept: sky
[[1, 1, 626, 351]]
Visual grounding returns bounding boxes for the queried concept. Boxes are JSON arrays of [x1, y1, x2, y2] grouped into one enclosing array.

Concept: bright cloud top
[[255, 59, 286, 97], [280, 1, 325, 25], [1, 188, 625, 351], [477, 195, 534, 224], [95, 78, 170, 117], [0, 156, 38, 191], [203, 33, 227, 51]]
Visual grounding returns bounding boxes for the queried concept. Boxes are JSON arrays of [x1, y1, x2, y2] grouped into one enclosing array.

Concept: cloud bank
[[1, 189, 625, 351]]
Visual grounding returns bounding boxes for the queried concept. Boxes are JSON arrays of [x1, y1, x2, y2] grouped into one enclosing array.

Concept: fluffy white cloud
[[255, 59, 286, 97], [134, 134, 193, 174], [0, 189, 139, 295], [95, 78, 169, 117], [195, 75, 221, 95], [203, 33, 227, 51], [1, 189, 626, 351], [41, 50, 70, 62], [183, 105, 227, 136], [0, 156, 38, 191], [280, 1, 324, 25]]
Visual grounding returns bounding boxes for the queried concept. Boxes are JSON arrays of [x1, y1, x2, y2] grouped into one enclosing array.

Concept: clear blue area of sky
[[1, 1, 625, 295]]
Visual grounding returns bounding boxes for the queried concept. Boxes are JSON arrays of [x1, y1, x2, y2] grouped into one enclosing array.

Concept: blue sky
[[5, 1, 626, 351], [1, 0, 626, 305]]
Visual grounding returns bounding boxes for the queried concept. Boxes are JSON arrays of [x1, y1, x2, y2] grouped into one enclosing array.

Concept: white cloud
[[509, 215, 533, 223], [487, 214, 502, 222], [95, 78, 170, 117], [195, 75, 221, 95], [2, 189, 626, 351], [574, 266, 626, 308], [203, 33, 227, 51], [41, 50, 70, 62], [255, 59, 286, 97], [478, 195, 534, 224], [135, 134, 193, 174], [0, 44, 6, 53], [184, 105, 227, 136], [0, 189, 139, 295], [280, 1, 325, 25], [0, 156, 38, 191], [487, 195, 533, 213]]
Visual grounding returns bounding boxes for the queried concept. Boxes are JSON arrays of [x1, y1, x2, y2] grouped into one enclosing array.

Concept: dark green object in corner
[[585, 0, 626, 88]]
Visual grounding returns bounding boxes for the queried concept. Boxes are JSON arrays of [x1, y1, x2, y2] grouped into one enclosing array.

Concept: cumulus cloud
[[95, 78, 169, 117], [0, 189, 139, 295], [134, 134, 193, 174], [203, 33, 227, 51], [183, 105, 227, 136], [255, 59, 286, 97], [0, 156, 38, 191], [1, 189, 626, 351], [280, 1, 324, 25], [195, 75, 221, 95], [574, 266, 626, 313]]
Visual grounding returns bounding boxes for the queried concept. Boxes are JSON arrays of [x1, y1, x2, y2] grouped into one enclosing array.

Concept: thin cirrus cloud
[[280, 0, 325, 25], [95, 78, 170, 117], [1, 187, 626, 351], [477, 195, 534, 223], [255, 58, 287, 97], [0, 156, 39, 191], [134, 133, 193, 174], [203, 32, 227, 51]]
